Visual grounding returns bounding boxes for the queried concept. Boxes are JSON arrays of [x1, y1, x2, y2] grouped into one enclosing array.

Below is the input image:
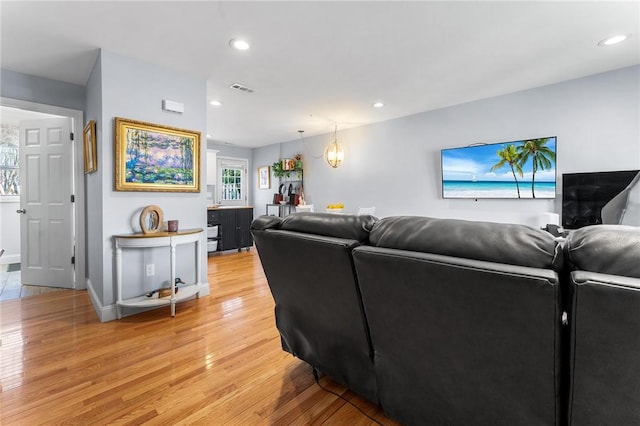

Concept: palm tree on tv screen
[[518, 138, 556, 198], [490, 144, 524, 198]]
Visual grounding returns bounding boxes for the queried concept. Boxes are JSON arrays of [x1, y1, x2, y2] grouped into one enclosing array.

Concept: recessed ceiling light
[[206, 134, 211, 138], [373, 102, 384, 108], [598, 34, 630, 47], [229, 39, 250, 51], [209, 100, 222, 106]]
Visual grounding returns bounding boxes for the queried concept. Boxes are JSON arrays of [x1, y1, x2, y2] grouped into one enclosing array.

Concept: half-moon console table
[[114, 228, 203, 319]]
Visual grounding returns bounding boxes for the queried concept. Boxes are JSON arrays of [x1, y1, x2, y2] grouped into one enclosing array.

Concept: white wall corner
[[86, 278, 118, 322]]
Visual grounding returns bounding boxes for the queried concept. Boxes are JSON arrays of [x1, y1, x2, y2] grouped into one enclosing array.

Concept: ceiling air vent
[[229, 83, 255, 93]]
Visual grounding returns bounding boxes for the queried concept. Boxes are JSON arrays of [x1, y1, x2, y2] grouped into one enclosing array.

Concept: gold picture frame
[[83, 120, 97, 173], [258, 165, 270, 189], [114, 117, 200, 192]]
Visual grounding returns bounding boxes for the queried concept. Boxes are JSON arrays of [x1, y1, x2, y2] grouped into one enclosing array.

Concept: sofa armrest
[[279, 212, 376, 242], [251, 215, 282, 231]]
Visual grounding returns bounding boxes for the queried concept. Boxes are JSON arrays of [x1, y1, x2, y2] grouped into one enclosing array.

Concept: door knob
[[16, 209, 26, 214]]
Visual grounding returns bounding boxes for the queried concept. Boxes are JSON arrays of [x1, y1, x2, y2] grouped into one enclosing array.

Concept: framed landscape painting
[[114, 117, 200, 192]]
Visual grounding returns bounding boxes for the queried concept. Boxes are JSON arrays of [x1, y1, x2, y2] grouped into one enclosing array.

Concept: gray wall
[[0, 69, 86, 111], [85, 52, 103, 295], [253, 65, 640, 227], [207, 141, 253, 160], [252, 144, 281, 216], [87, 49, 208, 320], [206, 141, 253, 205]]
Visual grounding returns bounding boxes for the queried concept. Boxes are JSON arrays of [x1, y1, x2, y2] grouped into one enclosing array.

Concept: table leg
[[116, 245, 122, 320], [170, 239, 176, 317], [196, 237, 201, 299]]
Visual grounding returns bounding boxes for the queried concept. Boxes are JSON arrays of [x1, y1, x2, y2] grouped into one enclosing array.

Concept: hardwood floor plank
[[0, 249, 397, 425]]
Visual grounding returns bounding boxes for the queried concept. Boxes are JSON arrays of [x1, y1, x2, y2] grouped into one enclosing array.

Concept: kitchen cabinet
[[207, 207, 253, 252]]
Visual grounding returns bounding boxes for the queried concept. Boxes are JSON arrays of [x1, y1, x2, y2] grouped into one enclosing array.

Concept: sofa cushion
[[369, 216, 562, 270], [276, 212, 376, 243], [565, 225, 640, 279]]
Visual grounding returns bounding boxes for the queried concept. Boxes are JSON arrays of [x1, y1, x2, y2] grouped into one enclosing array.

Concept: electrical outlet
[[145, 264, 155, 276]]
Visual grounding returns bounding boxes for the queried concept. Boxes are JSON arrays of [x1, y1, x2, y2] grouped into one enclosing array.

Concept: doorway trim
[[216, 156, 249, 207], [1, 97, 86, 290]]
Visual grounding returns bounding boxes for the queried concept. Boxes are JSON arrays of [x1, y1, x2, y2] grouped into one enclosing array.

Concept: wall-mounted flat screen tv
[[562, 169, 640, 229], [441, 136, 557, 199]]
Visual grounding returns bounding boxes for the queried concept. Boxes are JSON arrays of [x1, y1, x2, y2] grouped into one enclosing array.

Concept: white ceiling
[[1, 1, 638, 148]]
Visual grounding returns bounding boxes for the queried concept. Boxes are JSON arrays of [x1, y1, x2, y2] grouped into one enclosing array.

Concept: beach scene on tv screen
[[442, 137, 556, 199]]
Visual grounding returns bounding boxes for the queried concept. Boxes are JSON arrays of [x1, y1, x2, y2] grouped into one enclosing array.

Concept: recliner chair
[[250, 212, 378, 402], [564, 225, 640, 426]]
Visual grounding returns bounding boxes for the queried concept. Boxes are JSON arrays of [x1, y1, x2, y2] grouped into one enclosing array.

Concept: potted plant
[[272, 160, 287, 178], [273, 154, 303, 179]]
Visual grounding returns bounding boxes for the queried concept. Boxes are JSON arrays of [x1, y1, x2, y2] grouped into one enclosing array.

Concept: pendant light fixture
[[324, 123, 344, 168]]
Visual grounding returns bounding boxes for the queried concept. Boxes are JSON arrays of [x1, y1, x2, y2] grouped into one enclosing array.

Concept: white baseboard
[[86, 278, 117, 322], [0, 254, 20, 265]]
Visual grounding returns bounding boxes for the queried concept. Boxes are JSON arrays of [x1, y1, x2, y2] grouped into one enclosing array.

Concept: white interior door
[[18, 118, 74, 288]]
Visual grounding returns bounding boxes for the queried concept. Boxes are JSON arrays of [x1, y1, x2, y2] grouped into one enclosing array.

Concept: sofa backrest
[[368, 215, 563, 270], [564, 224, 640, 278], [353, 216, 563, 425], [250, 213, 378, 402]]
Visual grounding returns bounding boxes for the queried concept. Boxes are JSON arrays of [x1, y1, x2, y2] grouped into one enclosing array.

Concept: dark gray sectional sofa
[[250, 213, 640, 426]]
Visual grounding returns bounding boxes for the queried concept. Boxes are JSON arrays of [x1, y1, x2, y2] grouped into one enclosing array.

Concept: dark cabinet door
[[237, 208, 254, 249], [207, 210, 218, 226], [216, 210, 238, 251], [207, 208, 253, 251]]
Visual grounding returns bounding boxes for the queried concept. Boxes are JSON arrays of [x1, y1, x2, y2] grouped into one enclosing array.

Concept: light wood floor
[[0, 249, 399, 425]]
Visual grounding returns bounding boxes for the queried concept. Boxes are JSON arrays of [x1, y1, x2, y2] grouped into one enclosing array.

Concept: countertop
[[114, 228, 203, 239], [207, 205, 254, 210]]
